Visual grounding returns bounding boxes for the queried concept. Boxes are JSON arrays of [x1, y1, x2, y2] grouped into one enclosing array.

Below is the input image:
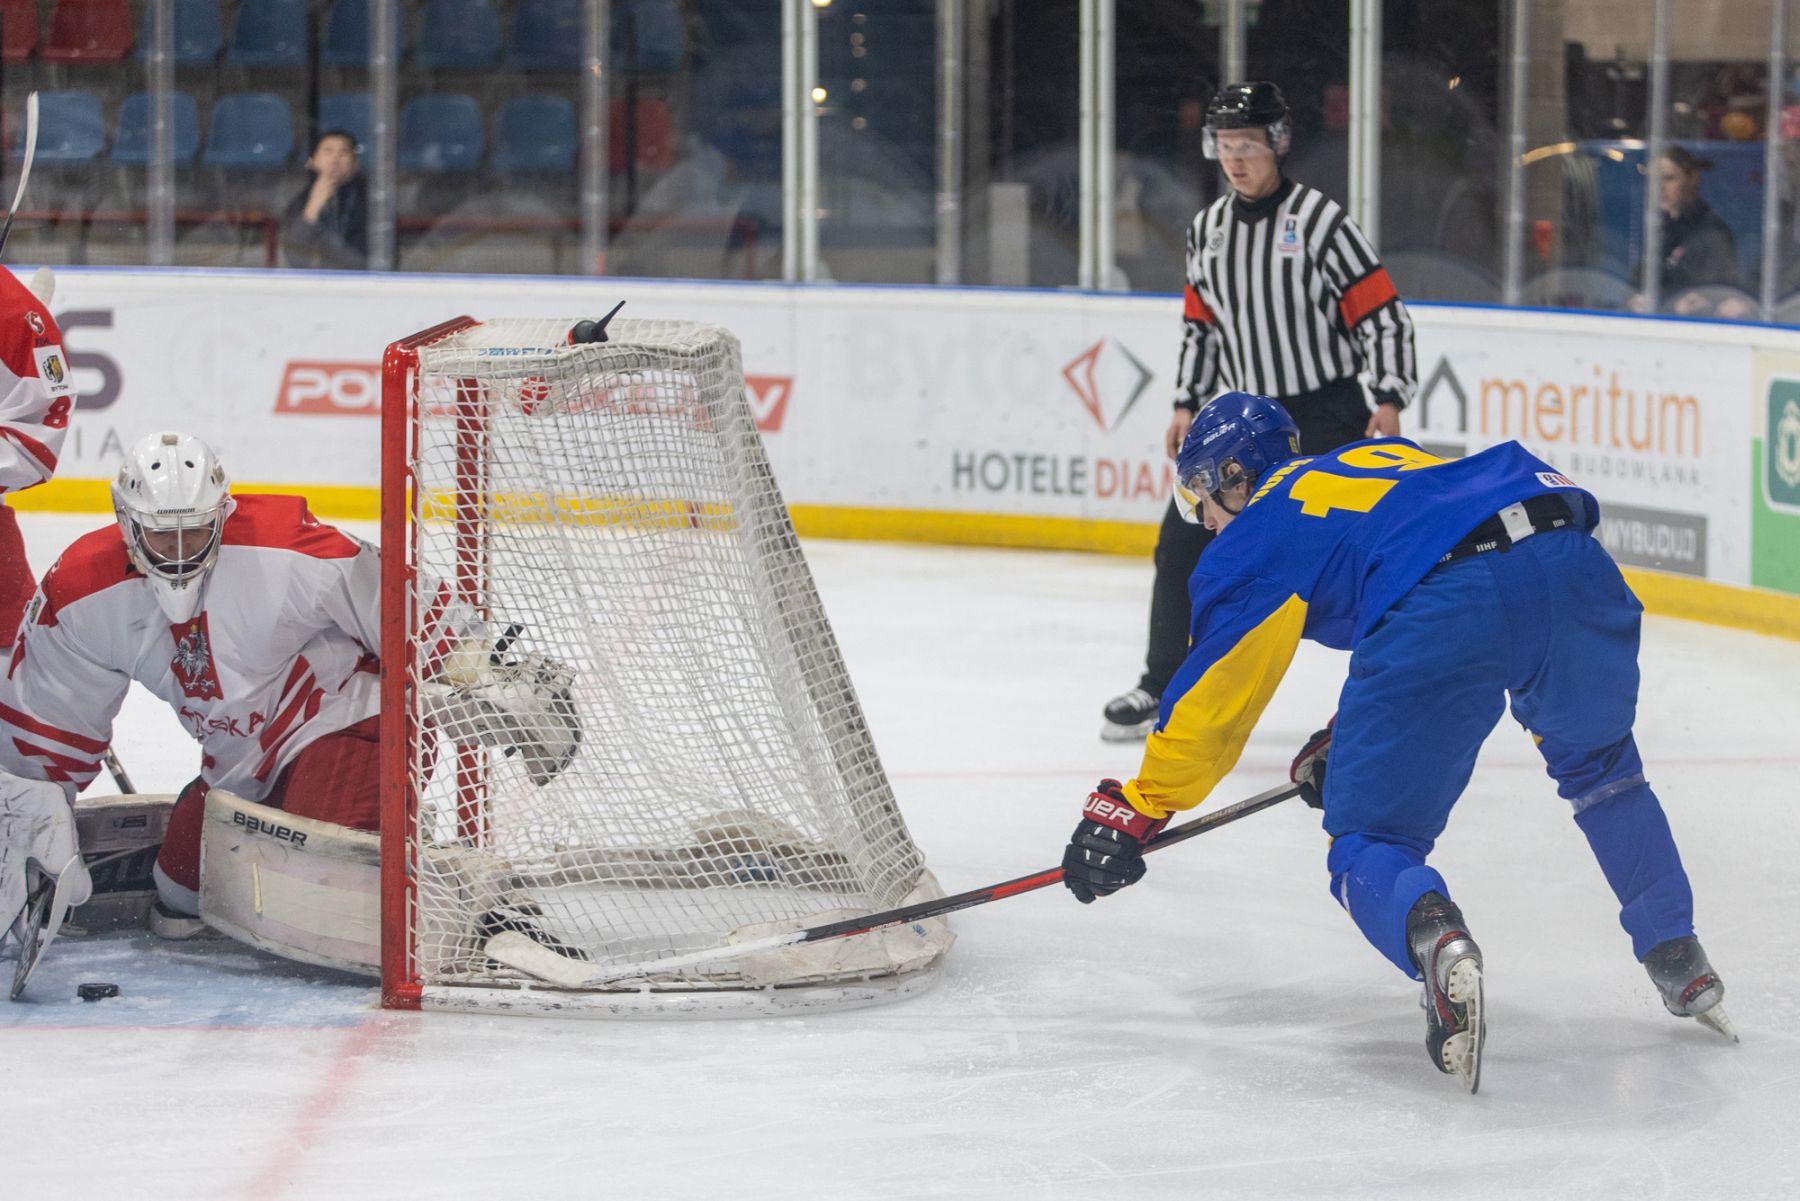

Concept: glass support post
[[1763, 0, 1788, 320], [1348, 0, 1382, 249], [580, 1, 611, 276], [1639, 0, 1671, 313], [936, 0, 963, 285], [369, 0, 399, 270], [1502, 0, 1530, 306], [1078, 0, 1115, 290], [1222, 0, 1246, 84], [146, 0, 175, 265]]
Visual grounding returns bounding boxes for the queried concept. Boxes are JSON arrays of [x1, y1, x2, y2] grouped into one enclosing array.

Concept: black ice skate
[[1406, 892, 1485, 1093], [1642, 935, 1738, 1043], [1100, 687, 1159, 742]]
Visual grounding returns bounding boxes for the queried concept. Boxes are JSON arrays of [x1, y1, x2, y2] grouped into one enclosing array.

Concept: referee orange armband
[[1338, 267, 1398, 328]]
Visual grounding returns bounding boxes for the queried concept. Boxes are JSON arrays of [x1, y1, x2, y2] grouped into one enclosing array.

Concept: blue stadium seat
[[508, 0, 579, 72], [317, 94, 372, 156], [138, 0, 222, 66], [614, 0, 684, 73], [321, 0, 402, 68], [226, 0, 307, 68], [414, 0, 499, 70], [202, 92, 295, 168], [491, 95, 575, 174], [397, 94, 484, 172], [16, 91, 106, 164], [111, 91, 202, 164]]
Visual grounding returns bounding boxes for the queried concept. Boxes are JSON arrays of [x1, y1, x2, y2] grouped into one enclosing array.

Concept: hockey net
[[379, 315, 951, 1016]]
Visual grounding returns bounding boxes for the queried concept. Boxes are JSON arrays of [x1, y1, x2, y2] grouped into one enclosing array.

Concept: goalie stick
[[7, 857, 87, 1001], [0, 92, 38, 256], [488, 780, 1303, 990], [102, 748, 136, 794]]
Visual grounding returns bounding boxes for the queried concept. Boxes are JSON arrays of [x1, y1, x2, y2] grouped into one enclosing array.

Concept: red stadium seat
[[609, 98, 674, 173], [38, 0, 134, 64], [0, 0, 41, 63]]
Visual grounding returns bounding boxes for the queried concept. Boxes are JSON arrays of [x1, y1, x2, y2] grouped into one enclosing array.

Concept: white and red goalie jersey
[[0, 266, 72, 499], [0, 494, 457, 800]]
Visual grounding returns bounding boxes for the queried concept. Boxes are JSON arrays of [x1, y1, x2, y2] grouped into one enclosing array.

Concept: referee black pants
[[1135, 377, 1375, 697]]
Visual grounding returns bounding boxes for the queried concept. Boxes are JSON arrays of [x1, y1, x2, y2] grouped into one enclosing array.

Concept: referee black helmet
[[1203, 82, 1292, 159]]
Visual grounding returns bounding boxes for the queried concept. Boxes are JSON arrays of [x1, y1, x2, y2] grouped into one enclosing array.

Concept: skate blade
[[1695, 1004, 1740, 1044], [1099, 719, 1155, 743], [1440, 957, 1485, 1094]]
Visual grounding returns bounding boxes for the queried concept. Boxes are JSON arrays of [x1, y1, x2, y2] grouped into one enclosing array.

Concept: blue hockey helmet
[[1174, 392, 1302, 521]]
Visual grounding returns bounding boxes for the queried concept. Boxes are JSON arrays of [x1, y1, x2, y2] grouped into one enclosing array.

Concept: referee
[[1101, 81, 1419, 740]]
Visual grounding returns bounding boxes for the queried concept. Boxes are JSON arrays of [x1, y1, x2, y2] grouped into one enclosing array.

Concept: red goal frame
[[378, 316, 479, 1011]]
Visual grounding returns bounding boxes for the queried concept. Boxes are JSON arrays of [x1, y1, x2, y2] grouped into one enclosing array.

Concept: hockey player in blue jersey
[[1062, 391, 1733, 1092]]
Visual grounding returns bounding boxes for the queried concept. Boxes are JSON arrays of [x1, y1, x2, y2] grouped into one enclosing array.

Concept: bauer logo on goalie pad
[[230, 809, 308, 848], [169, 616, 224, 700]]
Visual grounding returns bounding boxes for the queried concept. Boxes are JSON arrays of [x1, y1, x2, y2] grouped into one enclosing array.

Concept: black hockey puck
[[77, 983, 120, 1002]]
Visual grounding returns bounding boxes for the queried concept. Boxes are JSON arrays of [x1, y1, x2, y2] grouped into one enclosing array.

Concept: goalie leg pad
[[200, 790, 528, 979], [200, 790, 383, 976]]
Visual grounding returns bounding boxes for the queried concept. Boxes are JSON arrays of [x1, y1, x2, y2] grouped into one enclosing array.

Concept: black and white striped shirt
[[1174, 179, 1417, 409]]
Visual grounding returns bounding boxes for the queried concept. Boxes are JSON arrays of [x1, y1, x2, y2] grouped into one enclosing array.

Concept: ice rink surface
[[5, 512, 1798, 1200]]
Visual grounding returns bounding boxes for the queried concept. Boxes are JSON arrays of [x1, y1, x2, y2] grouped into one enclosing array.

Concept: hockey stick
[[0, 91, 38, 257], [102, 748, 136, 795], [488, 780, 1303, 990]]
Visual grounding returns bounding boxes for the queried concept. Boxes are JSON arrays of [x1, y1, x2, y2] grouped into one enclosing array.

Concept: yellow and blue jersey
[[1124, 437, 1598, 819]]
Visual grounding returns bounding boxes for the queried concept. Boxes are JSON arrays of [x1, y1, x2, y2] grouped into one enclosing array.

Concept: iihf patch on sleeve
[[32, 345, 73, 397], [1536, 471, 1575, 488]]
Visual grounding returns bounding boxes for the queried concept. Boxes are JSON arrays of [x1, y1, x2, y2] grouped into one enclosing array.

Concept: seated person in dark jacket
[[1629, 146, 1741, 316], [281, 131, 369, 271]]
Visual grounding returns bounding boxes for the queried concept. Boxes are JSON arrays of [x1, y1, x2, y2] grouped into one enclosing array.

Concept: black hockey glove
[[1290, 716, 1335, 809], [1063, 780, 1169, 904]]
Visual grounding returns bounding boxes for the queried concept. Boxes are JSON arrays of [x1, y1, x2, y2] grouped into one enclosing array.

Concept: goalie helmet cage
[[378, 315, 951, 1017]]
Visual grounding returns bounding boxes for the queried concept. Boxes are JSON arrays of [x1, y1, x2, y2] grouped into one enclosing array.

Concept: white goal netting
[[386, 316, 950, 1014]]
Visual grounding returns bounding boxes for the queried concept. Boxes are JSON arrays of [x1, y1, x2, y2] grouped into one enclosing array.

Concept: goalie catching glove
[[1062, 780, 1169, 904], [427, 637, 582, 786]]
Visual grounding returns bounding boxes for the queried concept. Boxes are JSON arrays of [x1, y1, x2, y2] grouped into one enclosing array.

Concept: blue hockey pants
[[1322, 527, 1695, 977]]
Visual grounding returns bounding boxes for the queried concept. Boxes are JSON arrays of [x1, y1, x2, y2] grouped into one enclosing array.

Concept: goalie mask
[[1174, 392, 1301, 523], [111, 432, 232, 623]]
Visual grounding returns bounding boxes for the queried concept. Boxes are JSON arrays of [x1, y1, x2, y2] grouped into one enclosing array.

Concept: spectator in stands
[[1629, 146, 1740, 317], [281, 131, 368, 271]]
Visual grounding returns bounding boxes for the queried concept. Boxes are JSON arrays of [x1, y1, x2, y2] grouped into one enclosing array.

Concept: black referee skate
[[1100, 687, 1159, 742], [1642, 935, 1738, 1043], [1406, 892, 1485, 1093]]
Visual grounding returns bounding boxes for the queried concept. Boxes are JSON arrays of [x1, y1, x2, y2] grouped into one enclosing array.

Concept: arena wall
[[14, 267, 1800, 639]]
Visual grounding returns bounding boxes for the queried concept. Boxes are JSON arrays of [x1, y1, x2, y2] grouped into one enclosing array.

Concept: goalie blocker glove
[[1063, 780, 1169, 904]]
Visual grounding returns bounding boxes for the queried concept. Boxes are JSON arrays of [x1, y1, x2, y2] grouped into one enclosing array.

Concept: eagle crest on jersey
[[168, 615, 222, 700]]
